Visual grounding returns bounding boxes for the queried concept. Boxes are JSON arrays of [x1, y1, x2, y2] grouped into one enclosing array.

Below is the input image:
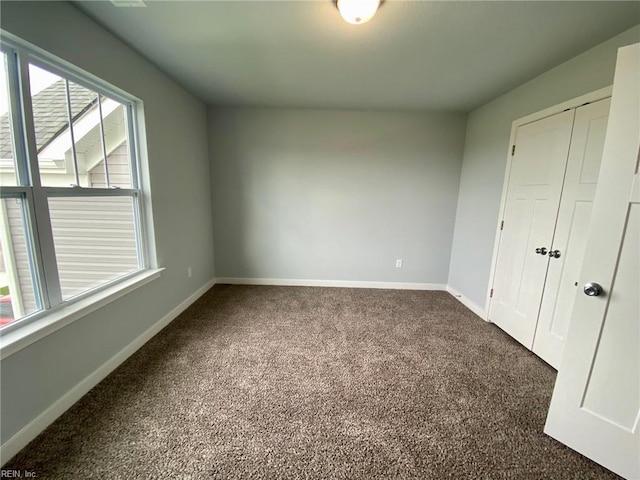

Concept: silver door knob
[[583, 282, 603, 297]]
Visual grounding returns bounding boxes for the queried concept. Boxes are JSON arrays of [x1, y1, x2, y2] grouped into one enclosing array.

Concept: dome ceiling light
[[336, 0, 382, 25]]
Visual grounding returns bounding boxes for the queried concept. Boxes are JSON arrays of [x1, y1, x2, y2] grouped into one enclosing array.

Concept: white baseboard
[[446, 286, 487, 320], [0, 278, 216, 466], [216, 277, 446, 291]]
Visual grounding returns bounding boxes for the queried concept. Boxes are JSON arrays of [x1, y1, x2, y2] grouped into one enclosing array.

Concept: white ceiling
[[75, 1, 640, 112]]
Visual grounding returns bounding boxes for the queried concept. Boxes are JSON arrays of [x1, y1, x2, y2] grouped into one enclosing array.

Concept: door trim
[[485, 86, 613, 322]]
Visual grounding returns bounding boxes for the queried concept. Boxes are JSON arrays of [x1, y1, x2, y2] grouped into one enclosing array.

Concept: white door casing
[[544, 44, 640, 480], [532, 98, 611, 368], [489, 110, 574, 348]]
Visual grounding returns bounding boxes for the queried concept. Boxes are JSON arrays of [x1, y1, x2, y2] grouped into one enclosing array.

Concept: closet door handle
[[548, 249, 561, 258], [536, 247, 548, 255]]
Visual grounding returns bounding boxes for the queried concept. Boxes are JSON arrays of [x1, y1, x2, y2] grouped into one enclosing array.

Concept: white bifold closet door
[[489, 97, 610, 368], [532, 98, 610, 367], [490, 110, 575, 349]]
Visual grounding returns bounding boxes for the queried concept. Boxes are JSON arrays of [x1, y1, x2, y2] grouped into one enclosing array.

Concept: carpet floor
[[5, 285, 619, 479]]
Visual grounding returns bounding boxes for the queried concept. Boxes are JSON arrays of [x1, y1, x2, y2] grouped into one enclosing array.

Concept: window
[[0, 36, 149, 331]]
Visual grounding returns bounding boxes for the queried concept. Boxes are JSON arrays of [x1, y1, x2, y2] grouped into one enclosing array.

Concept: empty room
[[0, 1, 638, 478]]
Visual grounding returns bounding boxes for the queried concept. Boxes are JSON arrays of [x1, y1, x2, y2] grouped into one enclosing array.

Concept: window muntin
[[0, 39, 147, 331]]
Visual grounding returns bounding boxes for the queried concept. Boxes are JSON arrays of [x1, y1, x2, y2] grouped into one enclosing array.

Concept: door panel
[[533, 99, 611, 368], [581, 204, 639, 430], [578, 116, 608, 184], [490, 110, 574, 348], [546, 201, 591, 337], [545, 44, 640, 480]]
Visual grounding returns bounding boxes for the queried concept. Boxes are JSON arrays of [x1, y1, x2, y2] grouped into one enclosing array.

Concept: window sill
[[0, 268, 163, 359]]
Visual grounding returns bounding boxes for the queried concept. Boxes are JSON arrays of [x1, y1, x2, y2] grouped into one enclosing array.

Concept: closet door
[[532, 98, 610, 368], [489, 110, 574, 348]]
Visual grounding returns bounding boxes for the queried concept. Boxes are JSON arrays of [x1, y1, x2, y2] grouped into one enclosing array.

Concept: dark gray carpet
[[6, 285, 619, 479]]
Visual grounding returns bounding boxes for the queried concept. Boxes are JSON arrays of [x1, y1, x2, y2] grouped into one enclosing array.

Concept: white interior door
[[532, 98, 611, 368], [489, 110, 574, 348], [544, 44, 640, 480]]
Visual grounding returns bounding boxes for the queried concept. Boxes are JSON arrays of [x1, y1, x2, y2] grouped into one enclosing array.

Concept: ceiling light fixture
[[336, 0, 381, 25]]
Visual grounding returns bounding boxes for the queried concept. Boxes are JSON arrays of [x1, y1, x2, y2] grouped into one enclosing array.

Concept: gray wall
[[209, 108, 466, 284], [0, 2, 215, 445], [448, 24, 640, 310]]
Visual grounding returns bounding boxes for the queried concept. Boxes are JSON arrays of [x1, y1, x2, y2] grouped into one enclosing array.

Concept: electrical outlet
[[187, 267, 192, 278], [396, 259, 403, 269]]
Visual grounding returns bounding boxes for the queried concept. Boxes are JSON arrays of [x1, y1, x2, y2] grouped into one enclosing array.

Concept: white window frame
[[0, 32, 160, 349]]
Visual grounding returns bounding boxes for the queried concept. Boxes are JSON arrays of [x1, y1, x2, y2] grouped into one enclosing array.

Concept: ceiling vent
[[109, 0, 147, 7]]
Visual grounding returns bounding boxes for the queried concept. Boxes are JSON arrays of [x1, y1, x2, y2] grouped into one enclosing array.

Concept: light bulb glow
[[337, 0, 381, 25]]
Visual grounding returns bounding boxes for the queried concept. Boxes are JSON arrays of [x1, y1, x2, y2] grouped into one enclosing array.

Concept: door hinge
[[511, 145, 516, 156], [490, 288, 494, 298], [500, 220, 504, 231]]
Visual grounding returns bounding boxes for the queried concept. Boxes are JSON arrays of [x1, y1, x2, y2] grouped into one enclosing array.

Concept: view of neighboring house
[[0, 64, 138, 324]]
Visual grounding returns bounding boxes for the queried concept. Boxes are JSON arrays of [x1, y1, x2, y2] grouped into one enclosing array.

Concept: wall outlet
[[187, 266, 192, 278], [396, 259, 403, 269]]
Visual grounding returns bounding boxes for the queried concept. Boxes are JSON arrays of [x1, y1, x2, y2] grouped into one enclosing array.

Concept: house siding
[[48, 195, 138, 300], [89, 143, 131, 188]]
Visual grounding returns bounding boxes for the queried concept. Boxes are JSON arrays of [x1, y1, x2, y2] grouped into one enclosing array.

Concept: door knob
[[548, 249, 561, 258], [536, 247, 548, 255], [583, 282, 603, 297]]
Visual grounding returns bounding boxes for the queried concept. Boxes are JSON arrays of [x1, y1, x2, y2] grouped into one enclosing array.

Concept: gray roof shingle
[[0, 80, 97, 159]]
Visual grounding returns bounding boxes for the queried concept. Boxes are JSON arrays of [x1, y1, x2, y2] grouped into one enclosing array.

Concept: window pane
[[48, 196, 139, 300], [30, 64, 135, 190], [29, 64, 74, 187], [92, 96, 132, 188], [0, 197, 41, 326], [67, 79, 99, 188], [1, 52, 18, 187]]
